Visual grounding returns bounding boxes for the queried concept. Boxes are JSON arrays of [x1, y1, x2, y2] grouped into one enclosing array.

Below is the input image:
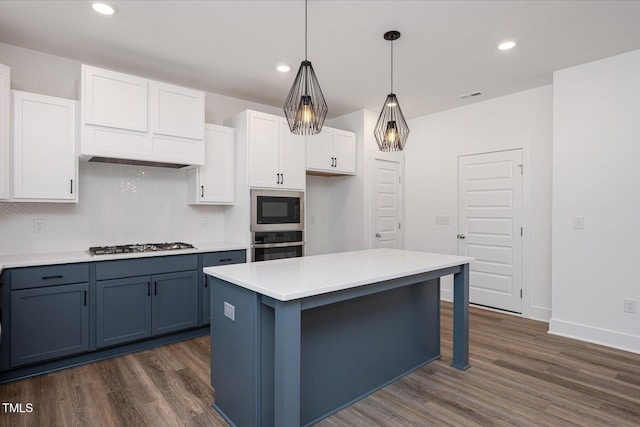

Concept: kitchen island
[[204, 248, 473, 427]]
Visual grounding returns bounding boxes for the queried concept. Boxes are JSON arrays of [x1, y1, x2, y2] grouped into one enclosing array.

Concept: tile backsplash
[[0, 162, 226, 255]]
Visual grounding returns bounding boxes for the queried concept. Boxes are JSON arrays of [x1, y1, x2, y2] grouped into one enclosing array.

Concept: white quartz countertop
[[0, 242, 247, 273], [204, 248, 474, 301]]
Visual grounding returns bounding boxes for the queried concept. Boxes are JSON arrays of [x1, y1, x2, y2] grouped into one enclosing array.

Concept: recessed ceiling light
[[92, 2, 116, 15], [498, 41, 516, 51], [276, 63, 291, 73]]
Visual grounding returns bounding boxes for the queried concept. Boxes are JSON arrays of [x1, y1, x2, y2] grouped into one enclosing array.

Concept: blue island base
[[211, 276, 440, 427]]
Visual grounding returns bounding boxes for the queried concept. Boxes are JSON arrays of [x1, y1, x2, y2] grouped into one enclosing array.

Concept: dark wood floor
[[1, 303, 639, 426]]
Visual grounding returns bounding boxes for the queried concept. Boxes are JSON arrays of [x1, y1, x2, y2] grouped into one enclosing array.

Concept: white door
[[197, 124, 234, 204], [458, 149, 523, 313], [306, 127, 333, 171], [373, 159, 402, 248], [149, 81, 204, 140]]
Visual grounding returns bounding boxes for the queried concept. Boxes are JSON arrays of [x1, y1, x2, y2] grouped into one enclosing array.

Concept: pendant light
[[283, 0, 328, 135], [374, 30, 410, 151]]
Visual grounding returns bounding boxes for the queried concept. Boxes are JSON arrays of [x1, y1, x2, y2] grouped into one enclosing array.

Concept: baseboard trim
[[549, 318, 640, 355]]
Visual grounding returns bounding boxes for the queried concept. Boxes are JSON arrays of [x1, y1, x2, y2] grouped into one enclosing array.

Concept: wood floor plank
[[1, 302, 639, 427]]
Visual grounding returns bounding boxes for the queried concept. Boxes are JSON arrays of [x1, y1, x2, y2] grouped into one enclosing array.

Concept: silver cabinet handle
[[457, 234, 466, 239]]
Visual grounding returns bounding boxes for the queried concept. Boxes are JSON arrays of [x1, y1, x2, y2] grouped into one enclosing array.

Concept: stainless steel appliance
[[251, 189, 304, 232], [252, 231, 304, 262], [88, 242, 195, 255]]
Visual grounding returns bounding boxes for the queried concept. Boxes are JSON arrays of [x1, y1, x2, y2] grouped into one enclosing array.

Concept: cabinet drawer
[[96, 254, 198, 280], [202, 250, 246, 267], [11, 263, 90, 290]]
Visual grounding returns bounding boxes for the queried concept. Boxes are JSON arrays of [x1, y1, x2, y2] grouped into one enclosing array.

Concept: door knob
[[375, 233, 382, 238], [457, 234, 466, 239]]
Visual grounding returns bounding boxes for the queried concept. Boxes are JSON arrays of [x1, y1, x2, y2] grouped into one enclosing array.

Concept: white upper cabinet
[[12, 91, 77, 202], [246, 111, 305, 191], [80, 64, 204, 167], [150, 81, 204, 140], [188, 124, 234, 205], [0, 63, 9, 200], [306, 126, 356, 175], [278, 119, 306, 190], [82, 65, 148, 132], [248, 111, 280, 188]]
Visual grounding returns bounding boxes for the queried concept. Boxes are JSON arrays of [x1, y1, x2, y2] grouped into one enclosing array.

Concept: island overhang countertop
[[203, 248, 474, 301]]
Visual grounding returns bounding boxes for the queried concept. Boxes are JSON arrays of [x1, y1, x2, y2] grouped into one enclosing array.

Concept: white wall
[[405, 86, 553, 320], [550, 49, 640, 353], [0, 42, 282, 255], [305, 109, 380, 256]]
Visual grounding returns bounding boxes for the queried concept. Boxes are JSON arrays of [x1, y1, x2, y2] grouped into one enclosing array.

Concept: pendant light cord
[[390, 39, 394, 93], [305, 0, 308, 60]]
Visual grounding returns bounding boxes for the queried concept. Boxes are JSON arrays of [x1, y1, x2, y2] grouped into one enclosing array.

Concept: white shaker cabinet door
[[306, 127, 333, 171], [13, 91, 77, 202], [0, 63, 9, 200], [331, 129, 356, 175], [189, 124, 234, 204], [150, 81, 204, 140], [248, 111, 280, 189], [278, 119, 306, 191], [82, 65, 147, 132]]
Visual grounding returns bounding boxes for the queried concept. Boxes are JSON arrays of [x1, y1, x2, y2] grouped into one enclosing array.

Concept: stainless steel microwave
[[250, 189, 304, 232]]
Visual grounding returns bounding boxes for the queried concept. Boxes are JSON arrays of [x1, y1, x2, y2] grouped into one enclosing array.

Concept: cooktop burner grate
[[89, 242, 195, 256]]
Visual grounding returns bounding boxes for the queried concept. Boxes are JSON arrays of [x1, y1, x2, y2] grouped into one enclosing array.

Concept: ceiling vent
[[457, 91, 483, 100]]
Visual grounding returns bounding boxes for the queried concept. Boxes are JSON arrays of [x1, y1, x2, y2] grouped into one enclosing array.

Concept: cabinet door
[[82, 65, 148, 132], [279, 119, 306, 190], [0, 63, 9, 200], [149, 81, 204, 140], [11, 283, 89, 367], [249, 111, 280, 188], [12, 91, 77, 201], [192, 124, 234, 204], [96, 277, 152, 348], [332, 129, 356, 175], [306, 127, 334, 171], [152, 271, 198, 336]]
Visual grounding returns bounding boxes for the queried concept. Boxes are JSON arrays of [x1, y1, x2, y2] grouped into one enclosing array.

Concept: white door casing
[[373, 158, 402, 249], [458, 149, 523, 313]]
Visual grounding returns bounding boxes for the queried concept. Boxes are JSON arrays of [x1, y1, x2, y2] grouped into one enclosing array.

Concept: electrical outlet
[[573, 216, 584, 230], [624, 299, 637, 314], [224, 302, 235, 321], [33, 219, 46, 234], [200, 217, 208, 229]]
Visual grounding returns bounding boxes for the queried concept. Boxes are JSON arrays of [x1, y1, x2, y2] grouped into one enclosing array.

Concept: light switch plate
[[435, 215, 450, 226]]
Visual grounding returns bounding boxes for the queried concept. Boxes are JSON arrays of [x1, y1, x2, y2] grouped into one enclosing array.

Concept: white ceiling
[[1, 1, 640, 119]]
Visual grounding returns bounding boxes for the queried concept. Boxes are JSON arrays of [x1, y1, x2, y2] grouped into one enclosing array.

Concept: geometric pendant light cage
[[284, 0, 328, 135], [374, 30, 410, 151]]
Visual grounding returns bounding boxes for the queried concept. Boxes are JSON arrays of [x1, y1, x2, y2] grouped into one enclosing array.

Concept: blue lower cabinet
[[96, 277, 153, 348], [11, 283, 89, 367], [152, 271, 199, 335], [97, 271, 199, 348]]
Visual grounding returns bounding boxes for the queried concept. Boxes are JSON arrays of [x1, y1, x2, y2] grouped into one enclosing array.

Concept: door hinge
[[518, 164, 523, 175], [399, 222, 402, 230]]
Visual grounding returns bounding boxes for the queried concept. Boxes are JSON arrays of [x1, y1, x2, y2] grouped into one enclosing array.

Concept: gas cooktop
[[88, 242, 195, 256]]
